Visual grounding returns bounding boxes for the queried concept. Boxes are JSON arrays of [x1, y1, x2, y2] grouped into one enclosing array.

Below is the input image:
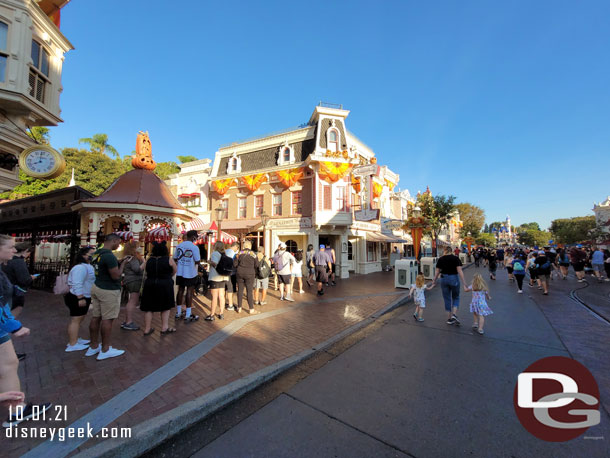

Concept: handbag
[[53, 271, 70, 295]]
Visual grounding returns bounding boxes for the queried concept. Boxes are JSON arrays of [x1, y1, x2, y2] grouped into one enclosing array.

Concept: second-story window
[[337, 186, 347, 212], [220, 199, 228, 219], [273, 194, 282, 216], [255, 195, 264, 217], [29, 40, 50, 103], [323, 185, 332, 210], [328, 129, 339, 152], [238, 197, 247, 218], [283, 148, 290, 162], [291, 191, 302, 215], [0, 22, 8, 83]]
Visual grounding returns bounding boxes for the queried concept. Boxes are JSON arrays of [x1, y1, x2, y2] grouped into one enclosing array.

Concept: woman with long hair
[[120, 241, 145, 331], [0, 234, 51, 426], [140, 242, 177, 335], [206, 241, 229, 321], [291, 250, 304, 294], [64, 246, 95, 351]]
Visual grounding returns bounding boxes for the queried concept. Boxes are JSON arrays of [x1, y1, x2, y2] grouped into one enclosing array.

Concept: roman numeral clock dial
[[18, 145, 66, 180]]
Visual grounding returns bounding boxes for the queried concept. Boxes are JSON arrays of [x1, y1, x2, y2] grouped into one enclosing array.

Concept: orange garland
[[385, 179, 395, 190], [276, 168, 304, 188], [212, 178, 236, 195], [240, 173, 267, 192], [351, 175, 361, 193], [319, 161, 353, 183]]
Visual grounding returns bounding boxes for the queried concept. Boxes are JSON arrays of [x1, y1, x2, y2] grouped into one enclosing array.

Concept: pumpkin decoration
[[351, 175, 361, 193], [132, 131, 156, 170], [213, 178, 236, 195], [240, 173, 267, 192], [342, 150, 349, 159], [319, 161, 353, 183], [370, 157, 377, 164], [276, 168, 304, 188], [372, 181, 383, 198]]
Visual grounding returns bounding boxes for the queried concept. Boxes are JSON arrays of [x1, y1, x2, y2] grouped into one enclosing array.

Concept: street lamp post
[[403, 205, 429, 265], [260, 211, 268, 255], [215, 205, 224, 243]]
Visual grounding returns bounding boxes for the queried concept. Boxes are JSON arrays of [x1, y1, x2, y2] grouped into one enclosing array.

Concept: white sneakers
[[77, 338, 90, 345], [299, 290, 305, 294], [96, 347, 125, 361], [284, 296, 295, 302], [84, 346, 100, 357], [65, 343, 89, 352], [517, 290, 523, 294]]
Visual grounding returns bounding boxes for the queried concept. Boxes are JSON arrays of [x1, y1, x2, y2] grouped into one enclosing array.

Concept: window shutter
[[323, 185, 331, 210]]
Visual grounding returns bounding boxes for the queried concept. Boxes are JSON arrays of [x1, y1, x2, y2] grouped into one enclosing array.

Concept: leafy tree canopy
[[155, 161, 181, 180], [550, 216, 596, 244], [518, 222, 541, 232], [27, 126, 50, 145], [177, 155, 198, 164], [517, 229, 552, 247], [79, 133, 119, 158], [475, 233, 496, 247], [456, 202, 485, 237], [486, 221, 504, 233]]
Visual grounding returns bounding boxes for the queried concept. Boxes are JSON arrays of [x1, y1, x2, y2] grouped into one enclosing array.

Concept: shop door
[[347, 240, 355, 271]]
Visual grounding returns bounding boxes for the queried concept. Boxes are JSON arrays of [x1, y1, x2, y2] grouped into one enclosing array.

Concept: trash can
[[395, 259, 419, 288], [459, 253, 468, 265], [420, 257, 438, 280]]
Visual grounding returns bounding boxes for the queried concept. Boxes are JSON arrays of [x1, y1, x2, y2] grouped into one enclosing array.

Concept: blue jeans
[[440, 274, 460, 312]]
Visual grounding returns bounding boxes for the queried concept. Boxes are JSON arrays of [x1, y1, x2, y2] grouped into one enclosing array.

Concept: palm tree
[[79, 133, 119, 158]]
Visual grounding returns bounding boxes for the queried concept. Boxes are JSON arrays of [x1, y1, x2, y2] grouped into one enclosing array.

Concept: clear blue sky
[[50, 0, 610, 230]]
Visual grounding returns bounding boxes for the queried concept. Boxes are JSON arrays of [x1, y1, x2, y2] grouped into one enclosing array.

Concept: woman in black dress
[[141, 242, 177, 335]]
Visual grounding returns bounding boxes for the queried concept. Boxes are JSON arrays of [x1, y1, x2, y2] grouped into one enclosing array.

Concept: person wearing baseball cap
[[272, 242, 296, 301]]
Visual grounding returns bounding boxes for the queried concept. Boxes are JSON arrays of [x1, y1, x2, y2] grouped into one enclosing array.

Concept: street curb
[[75, 292, 411, 458]]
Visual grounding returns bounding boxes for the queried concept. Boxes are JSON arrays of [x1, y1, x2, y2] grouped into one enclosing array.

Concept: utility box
[[421, 257, 438, 280], [395, 259, 418, 288], [459, 253, 468, 265]]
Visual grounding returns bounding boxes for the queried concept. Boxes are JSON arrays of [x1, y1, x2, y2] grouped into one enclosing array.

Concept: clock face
[[24, 149, 57, 174]]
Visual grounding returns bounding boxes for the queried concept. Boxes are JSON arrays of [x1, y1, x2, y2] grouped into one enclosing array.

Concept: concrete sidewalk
[[5, 270, 409, 457], [192, 266, 610, 458]]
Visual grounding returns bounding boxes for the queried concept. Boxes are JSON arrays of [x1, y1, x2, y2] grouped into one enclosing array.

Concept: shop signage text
[[267, 217, 312, 229], [354, 209, 379, 222]]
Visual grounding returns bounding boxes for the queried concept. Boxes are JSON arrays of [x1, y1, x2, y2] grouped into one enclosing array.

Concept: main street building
[[206, 104, 406, 278]]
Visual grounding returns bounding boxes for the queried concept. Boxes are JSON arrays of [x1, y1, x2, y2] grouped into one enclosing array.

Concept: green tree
[[487, 221, 503, 233], [550, 216, 596, 244], [154, 161, 181, 180], [176, 155, 198, 164], [456, 202, 485, 237], [27, 126, 50, 144], [79, 133, 119, 158], [475, 233, 497, 247], [517, 229, 552, 247], [416, 192, 456, 256], [519, 222, 541, 231]]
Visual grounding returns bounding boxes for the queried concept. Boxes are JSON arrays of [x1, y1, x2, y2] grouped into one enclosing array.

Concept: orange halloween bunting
[[351, 175, 361, 193], [213, 178, 236, 195], [319, 161, 352, 183], [276, 168, 304, 188], [240, 174, 267, 192], [385, 179, 395, 190], [372, 182, 383, 198]]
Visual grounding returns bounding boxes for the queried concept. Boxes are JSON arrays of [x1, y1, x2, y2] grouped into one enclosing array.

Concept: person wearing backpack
[[206, 241, 230, 321], [254, 246, 270, 306], [556, 248, 570, 280], [535, 250, 551, 295], [511, 254, 527, 293], [234, 241, 260, 314]]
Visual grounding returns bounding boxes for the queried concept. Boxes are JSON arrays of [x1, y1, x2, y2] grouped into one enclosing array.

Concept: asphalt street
[[191, 266, 610, 458]]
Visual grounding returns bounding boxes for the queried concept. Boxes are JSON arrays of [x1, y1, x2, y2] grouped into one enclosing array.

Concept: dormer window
[[226, 152, 241, 174], [277, 143, 295, 166], [327, 127, 340, 152], [29, 40, 50, 103]]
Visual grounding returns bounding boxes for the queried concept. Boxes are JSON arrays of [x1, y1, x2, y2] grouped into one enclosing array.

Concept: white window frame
[[219, 199, 229, 219], [226, 152, 242, 174], [326, 126, 341, 152], [238, 197, 247, 219], [255, 194, 264, 217], [29, 39, 50, 104], [277, 143, 295, 166], [291, 190, 302, 215], [272, 193, 282, 216]]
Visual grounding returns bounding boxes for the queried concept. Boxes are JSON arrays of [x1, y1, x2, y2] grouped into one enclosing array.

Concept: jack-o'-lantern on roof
[[71, 132, 195, 247]]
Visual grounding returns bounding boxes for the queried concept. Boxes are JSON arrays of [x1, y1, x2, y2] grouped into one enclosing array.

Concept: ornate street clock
[[19, 145, 66, 180]]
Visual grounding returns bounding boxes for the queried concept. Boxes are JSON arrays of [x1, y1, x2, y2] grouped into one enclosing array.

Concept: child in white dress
[[464, 274, 493, 335], [409, 274, 434, 322]]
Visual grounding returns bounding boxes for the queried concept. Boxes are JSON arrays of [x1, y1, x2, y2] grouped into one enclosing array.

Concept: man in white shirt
[[272, 242, 296, 301], [173, 230, 201, 322]]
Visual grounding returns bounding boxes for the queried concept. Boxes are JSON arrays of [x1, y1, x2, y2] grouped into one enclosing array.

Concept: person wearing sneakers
[[173, 230, 201, 323], [591, 246, 605, 282], [64, 247, 95, 352], [86, 233, 128, 361], [207, 241, 229, 321], [432, 246, 467, 326], [234, 240, 259, 314], [224, 242, 238, 311], [0, 234, 52, 427], [511, 253, 527, 293], [291, 250, 305, 294], [569, 245, 586, 282], [254, 246, 270, 307], [306, 244, 315, 287], [273, 242, 296, 301], [535, 250, 551, 295], [313, 245, 332, 296]]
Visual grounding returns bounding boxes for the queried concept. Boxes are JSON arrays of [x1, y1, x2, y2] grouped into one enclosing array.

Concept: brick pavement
[[4, 271, 405, 456]]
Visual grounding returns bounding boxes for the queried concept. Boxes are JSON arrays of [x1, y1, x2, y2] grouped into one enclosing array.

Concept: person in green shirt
[[85, 234, 129, 361]]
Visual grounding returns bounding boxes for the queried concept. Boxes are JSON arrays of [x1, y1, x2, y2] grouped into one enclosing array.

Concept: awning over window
[[365, 232, 410, 243]]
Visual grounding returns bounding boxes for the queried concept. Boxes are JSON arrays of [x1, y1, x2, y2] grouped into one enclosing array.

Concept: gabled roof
[[84, 169, 185, 211]]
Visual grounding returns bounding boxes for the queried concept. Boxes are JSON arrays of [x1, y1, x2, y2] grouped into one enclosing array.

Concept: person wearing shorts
[[207, 241, 229, 321], [224, 242, 238, 310], [64, 247, 95, 352], [86, 234, 127, 361], [313, 245, 332, 296], [273, 243, 296, 301], [569, 246, 586, 282], [254, 246, 269, 305], [173, 231, 201, 322]]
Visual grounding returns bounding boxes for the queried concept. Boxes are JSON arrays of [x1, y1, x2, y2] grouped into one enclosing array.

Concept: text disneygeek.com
[[5, 423, 131, 441]]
